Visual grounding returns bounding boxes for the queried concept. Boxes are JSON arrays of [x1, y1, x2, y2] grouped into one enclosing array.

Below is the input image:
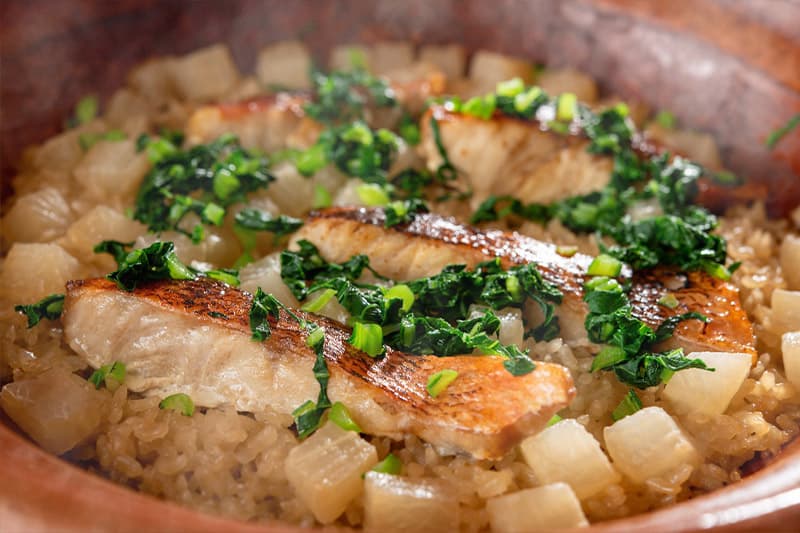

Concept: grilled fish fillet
[[294, 207, 757, 360], [419, 106, 613, 209], [63, 278, 574, 459]]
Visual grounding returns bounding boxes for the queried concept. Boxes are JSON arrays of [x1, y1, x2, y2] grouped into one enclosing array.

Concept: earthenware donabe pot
[[1, 0, 799, 531]]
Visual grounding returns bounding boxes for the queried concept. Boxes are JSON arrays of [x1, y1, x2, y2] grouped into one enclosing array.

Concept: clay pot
[[1, 0, 799, 530]]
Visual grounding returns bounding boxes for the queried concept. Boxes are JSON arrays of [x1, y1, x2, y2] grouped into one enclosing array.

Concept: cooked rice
[[1, 45, 798, 530]]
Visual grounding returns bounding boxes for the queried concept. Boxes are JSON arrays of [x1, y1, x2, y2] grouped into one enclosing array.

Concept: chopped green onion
[[302, 288, 337, 313], [342, 121, 374, 145], [496, 77, 525, 97], [202, 202, 225, 226], [556, 245, 578, 258], [357, 183, 391, 206], [328, 401, 362, 432], [75, 95, 98, 124], [654, 110, 676, 129], [295, 144, 327, 176], [88, 361, 127, 391], [713, 170, 740, 186], [313, 185, 333, 209], [657, 293, 679, 309], [462, 94, 496, 120], [399, 115, 421, 146], [305, 325, 325, 349], [371, 453, 402, 475], [384, 284, 414, 312], [349, 321, 384, 357], [159, 393, 195, 416], [556, 92, 577, 122], [204, 268, 240, 287], [426, 369, 459, 398], [765, 114, 800, 149], [213, 172, 241, 200], [702, 261, 731, 281], [613, 102, 629, 117], [587, 254, 622, 277], [591, 345, 627, 372], [78, 130, 127, 151], [611, 390, 643, 421], [514, 86, 542, 113], [546, 414, 562, 427], [348, 48, 368, 70]]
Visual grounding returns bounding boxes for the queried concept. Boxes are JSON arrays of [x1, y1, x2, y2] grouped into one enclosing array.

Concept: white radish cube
[[520, 419, 620, 499], [0, 243, 81, 303], [363, 472, 459, 533], [370, 42, 414, 76], [780, 235, 800, 290], [469, 50, 534, 86], [73, 139, 150, 201], [2, 187, 73, 244], [487, 483, 588, 532], [285, 422, 377, 524], [781, 332, 800, 388], [604, 407, 698, 484], [662, 352, 752, 415], [0, 368, 107, 455], [239, 253, 300, 307], [171, 44, 240, 102], [536, 68, 599, 103], [256, 41, 312, 90], [330, 44, 373, 72], [771, 289, 800, 333], [419, 44, 466, 80]]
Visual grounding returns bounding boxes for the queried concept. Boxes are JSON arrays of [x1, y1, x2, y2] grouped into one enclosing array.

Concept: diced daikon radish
[[468, 305, 524, 347], [487, 483, 588, 532], [604, 406, 698, 484], [127, 57, 177, 104], [370, 42, 414, 76], [780, 235, 800, 290], [239, 253, 300, 306], [2, 187, 73, 243], [520, 419, 620, 499], [419, 44, 466, 80], [256, 41, 312, 90], [285, 422, 377, 524], [469, 50, 534, 87], [781, 332, 800, 387], [134, 224, 240, 269], [662, 352, 752, 415], [771, 289, 800, 333], [60, 205, 146, 269], [0, 367, 107, 455], [0, 243, 81, 303], [73, 139, 150, 202], [330, 44, 373, 72], [363, 472, 459, 532], [170, 44, 240, 102], [267, 162, 315, 217], [536, 68, 599, 104], [105, 88, 150, 128], [643, 124, 722, 171]]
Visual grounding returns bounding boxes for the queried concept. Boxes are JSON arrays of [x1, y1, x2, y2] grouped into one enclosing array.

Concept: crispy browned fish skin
[[298, 207, 757, 361], [64, 277, 574, 460]]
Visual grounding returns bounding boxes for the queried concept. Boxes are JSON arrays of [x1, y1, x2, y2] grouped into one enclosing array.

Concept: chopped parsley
[[14, 294, 65, 328], [611, 389, 643, 421], [426, 369, 459, 398], [280, 241, 562, 376], [104, 241, 195, 291], [383, 198, 429, 227], [304, 67, 396, 125], [583, 273, 711, 389], [765, 114, 800, 149], [132, 134, 273, 243]]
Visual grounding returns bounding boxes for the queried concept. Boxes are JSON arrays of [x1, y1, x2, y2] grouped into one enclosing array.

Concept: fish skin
[[63, 277, 574, 460], [295, 207, 757, 361]]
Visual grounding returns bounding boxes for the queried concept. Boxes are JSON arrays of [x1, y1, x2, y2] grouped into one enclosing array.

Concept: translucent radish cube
[[662, 352, 752, 415], [781, 332, 800, 388], [487, 483, 588, 532], [363, 472, 459, 532]]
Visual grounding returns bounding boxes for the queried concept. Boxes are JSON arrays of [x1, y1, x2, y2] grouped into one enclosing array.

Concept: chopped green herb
[[249, 288, 281, 341], [765, 114, 800, 149], [496, 77, 525, 97], [590, 345, 627, 372], [93, 240, 135, 265], [429, 116, 457, 182], [78, 129, 126, 151], [654, 110, 677, 129], [234, 208, 303, 237], [383, 198, 429, 227], [357, 183, 392, 206], [399, 114, 421, 145], [555, 245, 578, 258], [546, 414, 563, 427], [159, 393, 195, 416], [106, 241, 194, 291], [295, 143, 328, 176], [293, 321, 331, 439], [371, 453, 402, 475], [349, 321, 384, 357], [88, 361, 126, 391], [301, 288, 337, 313], [426, 369, 459, 398], [587, 254, 622, 277], [657, 293, 680, 309], [304, 68, 396, 125], [328, 401, 362, 432], [383, 284, 415, 312], [702, 261, 732, 281], [14, 294, 65, 328], [133, 135, 273, 242], [556, 92, 577, 122], [611, 390, 643, 421], [73, 95, 98, 126], [462, 94, 497, 120], [203, 268, 240, 287], [313, 184, 333, 208]]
